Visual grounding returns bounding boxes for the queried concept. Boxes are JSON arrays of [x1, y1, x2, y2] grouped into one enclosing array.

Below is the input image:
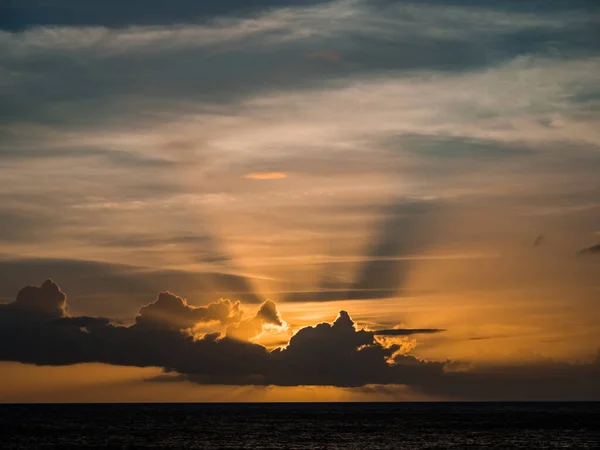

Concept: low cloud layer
[[1, 280, 598, 400], [373, 328, 445, 336]]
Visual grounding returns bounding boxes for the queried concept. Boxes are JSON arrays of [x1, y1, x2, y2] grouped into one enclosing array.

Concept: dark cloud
[[1, 1, 597, 131], [3, 0, 597, 33], [373, 328, 445, 336], [378, 0, 600, 14], [0, 280, 599, 399], [0, 38, 345, 129], [533, 235, 544, 247], [0, 1, 331, 31], [54, 316, 111, 329], [0, 280, 271, 373], [577, 244, 600, 256], [411, 358, 600, 401], [2, 279, 67, 317], [266, 311, 411, 387]]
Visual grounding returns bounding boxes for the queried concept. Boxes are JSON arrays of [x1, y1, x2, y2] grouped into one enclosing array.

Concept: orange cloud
[[242, 172, 287, 180]]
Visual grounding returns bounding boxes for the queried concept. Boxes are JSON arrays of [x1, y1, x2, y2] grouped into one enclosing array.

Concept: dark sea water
[[1, 403, 599, 449]]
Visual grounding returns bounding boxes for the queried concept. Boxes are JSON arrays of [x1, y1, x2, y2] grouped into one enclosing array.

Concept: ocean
[[1, 403, 598, 449]]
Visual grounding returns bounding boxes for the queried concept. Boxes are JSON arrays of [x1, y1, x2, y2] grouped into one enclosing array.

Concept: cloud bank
[[1, 280, 598, 400]]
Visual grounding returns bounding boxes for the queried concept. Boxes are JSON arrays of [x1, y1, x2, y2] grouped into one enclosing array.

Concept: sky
[[0, 0, 599, 402]]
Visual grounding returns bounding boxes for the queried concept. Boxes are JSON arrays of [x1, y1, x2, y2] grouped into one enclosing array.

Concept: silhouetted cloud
[[2, 0, 598, 132], [0, 281, 437, 387], [577, 244, 600, 256], [410, 358, 600, 401], [54, 316, 111, 329], [0, 280, 271, 374], [266, 311, 414, 387], [1, 280, 598, 399], [2, 279, 67, 317], [373, 328, 445, 336]]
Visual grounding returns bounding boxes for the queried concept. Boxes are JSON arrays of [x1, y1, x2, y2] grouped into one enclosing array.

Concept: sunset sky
[[1, 0, 599, 402]]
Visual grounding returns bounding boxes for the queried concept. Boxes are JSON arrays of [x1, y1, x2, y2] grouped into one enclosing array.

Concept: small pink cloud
[[242, 172, 287, 180]]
